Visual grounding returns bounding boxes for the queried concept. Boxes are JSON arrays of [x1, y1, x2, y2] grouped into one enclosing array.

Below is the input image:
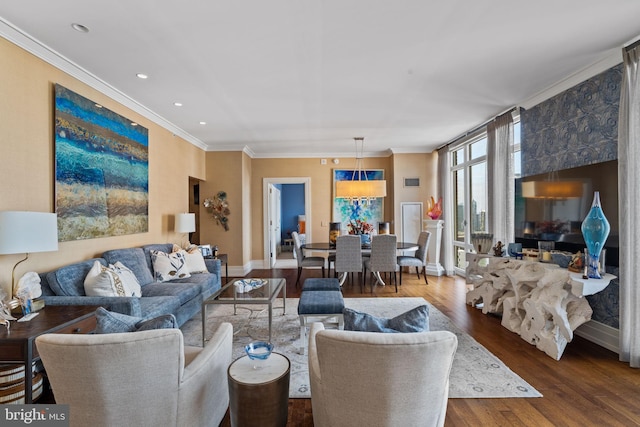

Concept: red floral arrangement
[[348, 219, 374, 235]]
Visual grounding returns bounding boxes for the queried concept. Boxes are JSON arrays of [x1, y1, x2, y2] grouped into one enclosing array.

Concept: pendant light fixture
[[335, 137, 387, 203]]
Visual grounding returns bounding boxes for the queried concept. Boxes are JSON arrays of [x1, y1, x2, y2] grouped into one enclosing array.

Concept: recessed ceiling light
[[199, 121, 207, 125], [174, 102, 183, 107], [136, 73, 148, 79], [71, 23, 89, 33]]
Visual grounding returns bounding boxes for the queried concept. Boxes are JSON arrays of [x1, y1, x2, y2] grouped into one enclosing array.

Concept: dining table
[[301, 241, 419, 286]]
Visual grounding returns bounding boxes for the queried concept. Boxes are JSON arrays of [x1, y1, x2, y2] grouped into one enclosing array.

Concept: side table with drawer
[[0, 305, 97, 403]]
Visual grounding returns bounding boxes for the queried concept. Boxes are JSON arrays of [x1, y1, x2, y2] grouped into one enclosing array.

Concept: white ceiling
[[1, 1, 640, 157]]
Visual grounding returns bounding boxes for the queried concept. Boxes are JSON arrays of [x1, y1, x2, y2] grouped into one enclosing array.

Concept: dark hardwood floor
[[219, 267, 640, 427]]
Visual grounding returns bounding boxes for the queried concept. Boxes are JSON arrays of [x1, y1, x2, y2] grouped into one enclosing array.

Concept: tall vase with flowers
[[348, 219, 374, 245]]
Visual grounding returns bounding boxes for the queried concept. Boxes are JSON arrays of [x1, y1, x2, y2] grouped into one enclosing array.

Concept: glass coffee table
[[201, 278, 286, 346]]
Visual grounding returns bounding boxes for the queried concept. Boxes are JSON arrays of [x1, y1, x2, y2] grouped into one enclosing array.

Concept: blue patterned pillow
[[343, 305, 429, 333], [94, 307, 177, 334]]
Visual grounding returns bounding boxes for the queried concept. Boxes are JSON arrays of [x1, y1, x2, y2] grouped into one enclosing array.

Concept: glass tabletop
[[205, 277, 286, 303]]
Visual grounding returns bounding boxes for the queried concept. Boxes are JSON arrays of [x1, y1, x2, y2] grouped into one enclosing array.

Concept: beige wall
[[0, 38, 206, 297], [392, 152, 439, 232], [0, 36, 440, 297], [249, 156, 396, 261]]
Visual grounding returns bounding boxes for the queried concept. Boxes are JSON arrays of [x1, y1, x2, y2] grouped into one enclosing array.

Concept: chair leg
[[399, 267, 403, 285], [394, 271, 398, 293], [423, 266, 428, 285], [295, 267, 302, 287], [415, 266, 421, 279]]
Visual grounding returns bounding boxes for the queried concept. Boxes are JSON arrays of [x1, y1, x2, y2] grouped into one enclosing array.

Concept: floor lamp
[[0, 211, 59, 310]]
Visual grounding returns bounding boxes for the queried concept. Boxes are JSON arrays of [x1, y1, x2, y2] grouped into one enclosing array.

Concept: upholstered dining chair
[[397, 230, 431, 285], [36, 324, 233, 427], [292, 231, 326, 287], [308, 323, 458, 427], [364, 234, 399, 292], [334, 234, 364, 290]]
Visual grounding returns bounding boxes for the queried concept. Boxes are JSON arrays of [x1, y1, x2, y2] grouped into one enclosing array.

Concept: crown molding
[[519, 48, 623, 110], [0, 18, 206, 150]]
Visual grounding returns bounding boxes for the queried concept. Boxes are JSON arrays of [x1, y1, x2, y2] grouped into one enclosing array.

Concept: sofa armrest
[[41, 295, 142, 317], [204, 258, 221, 275]]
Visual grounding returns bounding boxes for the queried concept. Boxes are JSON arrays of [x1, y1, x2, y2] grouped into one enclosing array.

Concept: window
[[449, 115, 520, 274]]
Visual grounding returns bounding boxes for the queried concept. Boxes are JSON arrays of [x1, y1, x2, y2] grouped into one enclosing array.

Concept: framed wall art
[[54, 84, 149, 241], [332, 169, 384, 228]]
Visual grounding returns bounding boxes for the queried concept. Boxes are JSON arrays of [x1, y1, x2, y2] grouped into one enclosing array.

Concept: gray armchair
[[36, 324, 233, 427], [308, 323, 457, 427]]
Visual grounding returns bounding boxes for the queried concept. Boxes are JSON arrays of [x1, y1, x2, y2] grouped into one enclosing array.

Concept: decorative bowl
[[244, 341, 273, 361], [471, 233, 493, 254]]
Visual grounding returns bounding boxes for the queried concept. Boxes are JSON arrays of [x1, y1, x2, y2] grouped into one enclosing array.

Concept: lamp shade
[[0, 211, 58, 255], [336, 179, 387, 198], [176, 213, 196, 233]]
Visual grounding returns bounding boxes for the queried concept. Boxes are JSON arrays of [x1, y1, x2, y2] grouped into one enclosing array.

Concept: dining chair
[[334, 235, 364, 290], [397, 231, 431, 285], [364, 234, 399, 292], [292, 231, 326, 287]]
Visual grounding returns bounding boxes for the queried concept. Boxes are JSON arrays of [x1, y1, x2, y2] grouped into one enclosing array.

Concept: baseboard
[[228, 263, 252, 278], [575, 320, 619, 354]]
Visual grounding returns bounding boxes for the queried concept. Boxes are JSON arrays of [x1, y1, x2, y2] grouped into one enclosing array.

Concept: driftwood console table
[[465, 254, 615, 360]]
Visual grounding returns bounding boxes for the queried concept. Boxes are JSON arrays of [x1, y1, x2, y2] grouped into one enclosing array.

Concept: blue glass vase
[[581, 191, 610, 279], [360, 234, 371, 245]]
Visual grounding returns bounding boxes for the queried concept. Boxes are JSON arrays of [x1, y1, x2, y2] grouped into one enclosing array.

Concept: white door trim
[[262, 177, 312, 268]]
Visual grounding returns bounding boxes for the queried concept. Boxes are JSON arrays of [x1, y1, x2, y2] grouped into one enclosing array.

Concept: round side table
[[227, 352, 290, 427]]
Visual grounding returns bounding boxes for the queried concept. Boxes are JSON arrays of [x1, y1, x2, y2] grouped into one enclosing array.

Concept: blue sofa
[[39, 243, 222, 326]]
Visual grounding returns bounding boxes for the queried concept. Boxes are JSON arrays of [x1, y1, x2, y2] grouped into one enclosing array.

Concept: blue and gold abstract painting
[[332, 169, 384, 227], [54, 84, 149, 241]]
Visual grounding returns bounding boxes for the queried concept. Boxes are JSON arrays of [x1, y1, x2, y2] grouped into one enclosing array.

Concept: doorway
[[263, 177, 312, 269]]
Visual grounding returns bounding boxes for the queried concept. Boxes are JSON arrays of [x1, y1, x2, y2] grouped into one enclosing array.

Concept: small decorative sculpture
[[0, 290, 17, 331], [568, 251, 585, 273], [426, 196, 442, 220], [203, 191, 231, 231], [493, 241, 504, 257]]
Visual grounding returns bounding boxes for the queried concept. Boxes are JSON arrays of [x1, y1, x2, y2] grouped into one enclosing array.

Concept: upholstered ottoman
[[302, 278, 341, 292], [298, 289, 344, 353]]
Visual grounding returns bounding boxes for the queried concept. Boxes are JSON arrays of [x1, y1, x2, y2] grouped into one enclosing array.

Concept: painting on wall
[[332, 169, 384, 229], [54, 84, 149, 241]]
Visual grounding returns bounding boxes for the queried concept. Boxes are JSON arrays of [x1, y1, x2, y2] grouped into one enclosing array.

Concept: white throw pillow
[[151, 250, 191, 282], [111, 261, 142, 297], [84, 261, 127, 297], [182, 247, 208, 273]]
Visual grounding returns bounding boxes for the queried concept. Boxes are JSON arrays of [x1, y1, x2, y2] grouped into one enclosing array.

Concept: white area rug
[[181, 297, 542, 399]]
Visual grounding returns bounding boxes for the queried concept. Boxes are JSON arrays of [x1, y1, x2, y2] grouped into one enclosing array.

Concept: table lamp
[[0, 211, 58, 307], [175, 213, 196, 246]]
